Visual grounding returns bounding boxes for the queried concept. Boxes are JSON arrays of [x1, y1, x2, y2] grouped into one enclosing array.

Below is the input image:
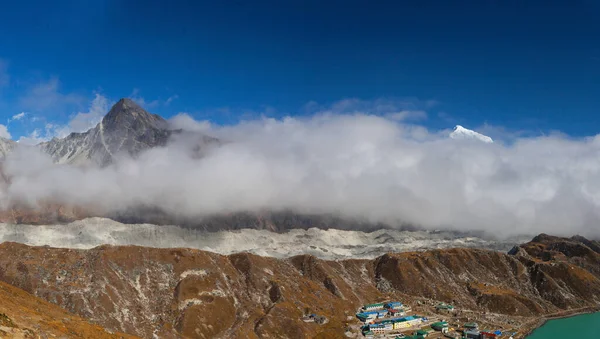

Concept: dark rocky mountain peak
[[102, 98, 167, 131], [38, 97, 220, 166]]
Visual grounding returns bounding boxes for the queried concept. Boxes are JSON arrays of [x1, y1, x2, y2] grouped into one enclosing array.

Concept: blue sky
[[0, 0, 599, 142]]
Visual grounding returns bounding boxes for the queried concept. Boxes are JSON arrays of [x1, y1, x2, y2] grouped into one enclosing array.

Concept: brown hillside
[[0, 234, 598, 338]]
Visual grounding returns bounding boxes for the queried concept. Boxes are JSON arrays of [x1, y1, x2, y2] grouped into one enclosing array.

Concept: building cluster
[[356, 302, 409, 323], [355, 301, 508, 339], [357, 301, 428, 337]]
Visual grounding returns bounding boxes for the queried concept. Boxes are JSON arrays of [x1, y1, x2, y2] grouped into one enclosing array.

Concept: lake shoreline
[[522, 305, 600, 338]]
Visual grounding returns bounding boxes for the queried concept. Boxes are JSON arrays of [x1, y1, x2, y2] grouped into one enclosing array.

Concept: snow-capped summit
[[449, 125, 493, 143]]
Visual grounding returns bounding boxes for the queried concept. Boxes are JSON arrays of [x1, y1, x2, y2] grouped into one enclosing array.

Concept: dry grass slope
[[0, 280, 137, 338]]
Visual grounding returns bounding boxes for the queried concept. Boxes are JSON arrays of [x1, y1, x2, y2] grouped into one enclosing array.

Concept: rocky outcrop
[[0, 235, 598, 338]]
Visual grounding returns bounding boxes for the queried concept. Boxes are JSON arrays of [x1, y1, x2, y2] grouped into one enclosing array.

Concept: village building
[[464, 322, 479, 330], [391, 315, 422, 329], [357, 308, 388, 322], [376, 309, 388, 318], [385, 301, 403, 309], [356, 311, 378, 323], [464, 329, 481, 339], [435, 302, 455, 311], [369, 323, 386, 334], [387, 308, 405, 317], [414, 328, 432, 337], [362, 302, 386, 311], [431, 321, 449, 331]]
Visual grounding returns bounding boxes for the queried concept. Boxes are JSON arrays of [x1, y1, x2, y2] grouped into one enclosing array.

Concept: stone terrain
[[0, 234, 597, 338]]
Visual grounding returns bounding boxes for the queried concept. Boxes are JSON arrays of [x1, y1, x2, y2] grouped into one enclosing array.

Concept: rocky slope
[[0, 235, 598, 338], [0, 279, 137, 338]]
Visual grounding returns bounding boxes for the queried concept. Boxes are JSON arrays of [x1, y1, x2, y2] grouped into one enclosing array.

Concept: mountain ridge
[[0, 234, 598, 338]]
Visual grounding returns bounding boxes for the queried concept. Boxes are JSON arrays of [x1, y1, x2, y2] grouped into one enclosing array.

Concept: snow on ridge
[[0, 217, 523, 260], [449, 125, 493, 143]]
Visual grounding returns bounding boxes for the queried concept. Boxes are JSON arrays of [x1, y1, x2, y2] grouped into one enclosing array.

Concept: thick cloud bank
[[2, 113, 600, 238]]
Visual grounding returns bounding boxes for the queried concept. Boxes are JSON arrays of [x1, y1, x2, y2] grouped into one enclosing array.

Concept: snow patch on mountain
[[449, 125, 493, 143], [0, 217, 526, 259]]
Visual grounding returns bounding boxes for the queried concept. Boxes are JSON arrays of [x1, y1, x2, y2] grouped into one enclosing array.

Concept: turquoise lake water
[[526, 312, 600, 338]]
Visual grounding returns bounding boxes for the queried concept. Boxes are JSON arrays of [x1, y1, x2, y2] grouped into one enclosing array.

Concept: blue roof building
[[385, 301, 403, 309]]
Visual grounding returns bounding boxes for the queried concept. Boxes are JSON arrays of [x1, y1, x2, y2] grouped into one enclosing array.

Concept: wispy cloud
[[56, 93, 111, 138], [13, 93, 111, 143], [165, 94, 179, 105], [9, 112, 26, 122], [16, 128, 44, 145], [307, 98, 436, 119], [18, 77, 85, 112]]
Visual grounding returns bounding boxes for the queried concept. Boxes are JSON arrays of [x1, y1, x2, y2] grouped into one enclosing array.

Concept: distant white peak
[[449, 125, 493, 143]]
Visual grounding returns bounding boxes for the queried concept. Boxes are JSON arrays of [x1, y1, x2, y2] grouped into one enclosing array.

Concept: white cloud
[[0, 124, 11, 139], [14, 93, 111, 142], [3, 98, 600, 239], [10, 112, 26, 122], [169, 113, 212, 132], [16, 123, 60, 145], [165, 94, 179, 105], [1, 100, 600, 240], [313, 98, 435, 120], [18, 77, 85, 111], [16, 129, 44, 145], [59, 93, 110, 137]]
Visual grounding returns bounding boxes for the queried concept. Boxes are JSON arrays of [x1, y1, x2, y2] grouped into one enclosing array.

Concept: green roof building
[[436, 302, 455, 310], [431, 321, 449, 330], [464, 322, 478, 329], [414, 329, 429, 337], [362, 302, 386, 311]]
